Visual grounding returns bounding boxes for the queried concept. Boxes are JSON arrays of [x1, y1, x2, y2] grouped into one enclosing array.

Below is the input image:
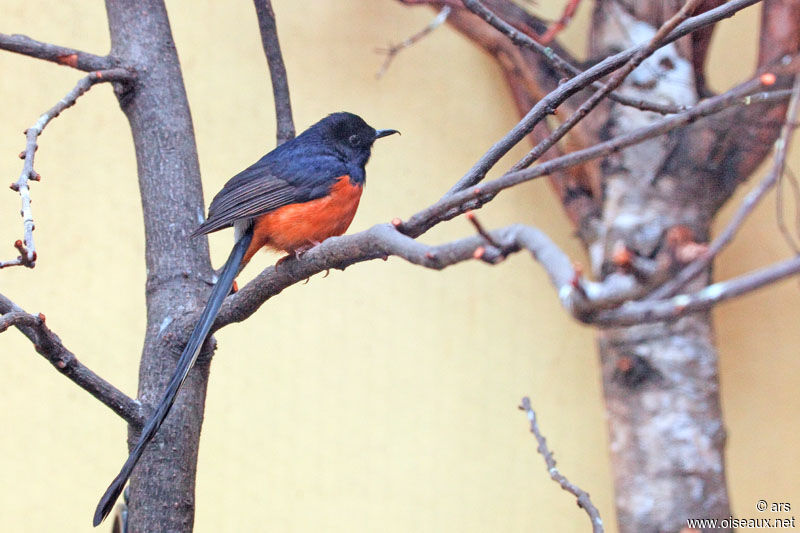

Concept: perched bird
[[93, 112, 398, 526]]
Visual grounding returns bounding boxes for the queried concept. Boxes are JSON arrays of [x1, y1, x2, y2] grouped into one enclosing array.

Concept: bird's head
[[313, 112, 398, 167]]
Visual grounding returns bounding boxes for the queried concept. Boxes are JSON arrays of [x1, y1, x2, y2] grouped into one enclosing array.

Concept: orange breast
[[243, 175, 363, 263]]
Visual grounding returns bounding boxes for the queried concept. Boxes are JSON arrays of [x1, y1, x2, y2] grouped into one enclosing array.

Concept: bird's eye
[[348, 134, 360, 146]]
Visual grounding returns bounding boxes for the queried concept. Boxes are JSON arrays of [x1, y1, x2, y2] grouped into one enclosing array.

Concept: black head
[[311, 112, 398, 167]]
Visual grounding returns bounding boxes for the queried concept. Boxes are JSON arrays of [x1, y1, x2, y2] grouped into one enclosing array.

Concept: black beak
[[375, 129, 400, 139]]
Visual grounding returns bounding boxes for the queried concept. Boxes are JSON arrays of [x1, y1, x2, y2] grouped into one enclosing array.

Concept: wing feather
[[191, 151, 348, 237]]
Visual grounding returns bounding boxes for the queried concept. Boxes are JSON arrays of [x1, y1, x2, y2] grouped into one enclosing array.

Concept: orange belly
[[243, 175, 362, 263]]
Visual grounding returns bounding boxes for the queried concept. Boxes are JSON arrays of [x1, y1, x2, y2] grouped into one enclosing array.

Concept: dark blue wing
[[191, 139, 348, 237]]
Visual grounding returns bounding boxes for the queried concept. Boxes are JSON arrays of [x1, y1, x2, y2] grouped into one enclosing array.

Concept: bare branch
[[590, 254, 800, 326], [776, 166, 800, 252], [1, 68, 134, 269], [460, 0, 687, 116], [648, 73, 800, 299], [509, 0, 704, 172], [443, 0, 764, 195], [519, 397, 604, 533], [375, 6, 451, 79], [253, 0, 295, 145], [404, 77, 785, 237], [0, 32, 114, 71], [0, 293, 142, 426], [214, 222, 577, 330]]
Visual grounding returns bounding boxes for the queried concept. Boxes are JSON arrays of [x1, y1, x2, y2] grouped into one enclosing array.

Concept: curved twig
[[519, 397, 604, 533], [1, 68, 134, 269]]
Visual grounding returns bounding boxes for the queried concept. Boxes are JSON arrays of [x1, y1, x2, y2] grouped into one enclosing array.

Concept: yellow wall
[[0, 1, 796, 532]]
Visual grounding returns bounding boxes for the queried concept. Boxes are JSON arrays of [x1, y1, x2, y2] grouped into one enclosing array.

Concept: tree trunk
[[599, 311, 729, 531], [105, 1, 212, 530]]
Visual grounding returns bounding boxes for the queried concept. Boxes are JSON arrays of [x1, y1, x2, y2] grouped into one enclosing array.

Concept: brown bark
[[105, 1, 214, 530]]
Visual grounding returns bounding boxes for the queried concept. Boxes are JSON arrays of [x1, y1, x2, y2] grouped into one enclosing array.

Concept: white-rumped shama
[[93, 112, 398, 526]]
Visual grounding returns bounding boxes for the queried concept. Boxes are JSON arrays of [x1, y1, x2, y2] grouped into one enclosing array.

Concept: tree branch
[[375, 6, 452, 79], [519, 397, 604, 533], [0, 32, 115, 71], [460, 0, 687, 115], [0, 68, 134, 269], [509, 0, 705, 173], [440, 0, 763, 195], [590, 254, 800, 326], [0, 293, 142, 426], [649, 73, 800, 299], [253, 0, 295, 145], [212, 207, 800, 332], [403, 77, 787, 237]]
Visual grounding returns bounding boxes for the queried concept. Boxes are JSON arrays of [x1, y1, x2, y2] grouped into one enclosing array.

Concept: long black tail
[[93, 232, 252, 527]]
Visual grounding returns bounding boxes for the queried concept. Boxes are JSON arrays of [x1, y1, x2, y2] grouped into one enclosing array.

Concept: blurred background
[[1, 1, 797, 531]]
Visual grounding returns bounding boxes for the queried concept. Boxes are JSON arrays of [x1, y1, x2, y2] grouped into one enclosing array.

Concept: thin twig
[[777, 167, 800, 253], [253, 0, 295, 145], [0, 32, 113, 72], [511, 0, 704, 172], [0, 293, 142, 426], [518, 397, 604, 533], [443, 0, 763, 195], [376, 6, 451, 79], [404, 78, 785, 237], [648, 73, 800, 300], [460, 0, 690, 115], [1, 68, 133, 269]]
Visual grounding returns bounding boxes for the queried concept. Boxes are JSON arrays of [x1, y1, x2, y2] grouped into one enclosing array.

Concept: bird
[[93, 112, 398, 526]]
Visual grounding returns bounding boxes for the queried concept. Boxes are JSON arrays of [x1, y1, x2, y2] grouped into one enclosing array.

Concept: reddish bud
[[95, 71, 103, 79], [231, 280, 239, 293], [612, 243, 632, 268], [424, 251, 435, 260], [473, 246, 486, 259], [10, 182, 19, 191], [666, 225, 693, 247], [616, 356, 633, 373], [57, 54, 79, 68], [18, 151, 26, 159], [465, 211, 475, 221], [571, 262, 584, 290], [391, 217, 402, 227], [760, 72, 776, 86], [14, 240, 22, 248], [38, 313, 46, 323], [473, 188, 482, 195], [57, 360, 67, 369]]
